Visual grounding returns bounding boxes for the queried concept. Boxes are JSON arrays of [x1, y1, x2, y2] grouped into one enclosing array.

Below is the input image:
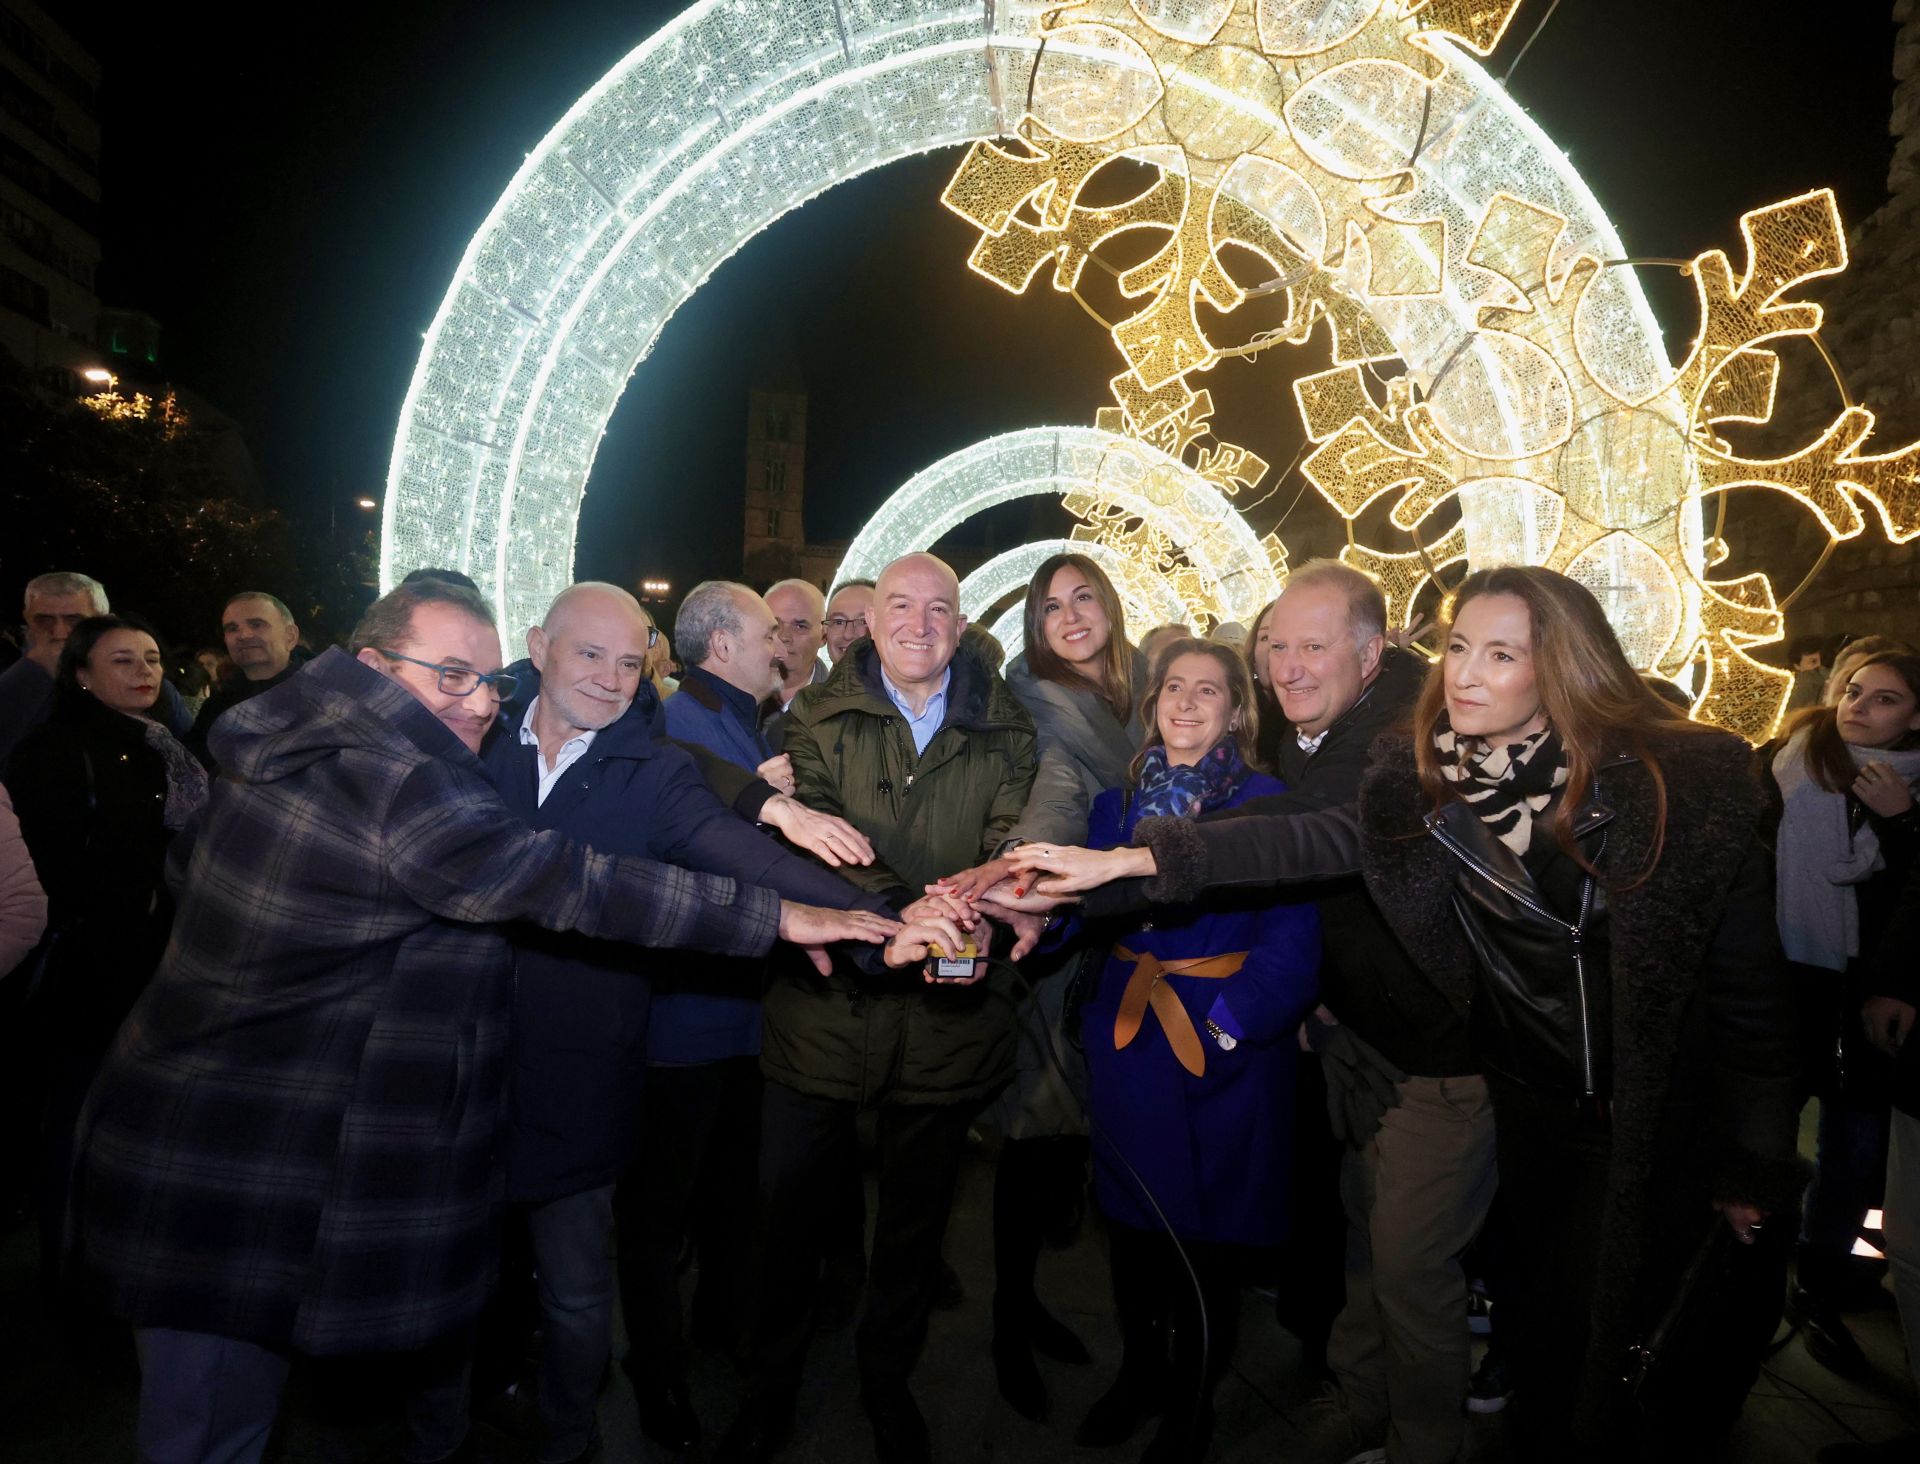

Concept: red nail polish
[[1013, 886, 1025, 897]]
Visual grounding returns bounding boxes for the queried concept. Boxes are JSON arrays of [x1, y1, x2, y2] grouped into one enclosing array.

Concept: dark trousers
[[1489, 1079, 1786, 1463], [991, 1133, 1088, 1328], [741, 1081, 979, 1412], [616, 1055, 762, 1382], [133, 1327, 471, 1464], [1104, 1221, 1249, 1421]]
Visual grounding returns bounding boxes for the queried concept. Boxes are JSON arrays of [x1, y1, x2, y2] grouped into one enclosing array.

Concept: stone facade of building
[[1753, 1, 1920, 647]]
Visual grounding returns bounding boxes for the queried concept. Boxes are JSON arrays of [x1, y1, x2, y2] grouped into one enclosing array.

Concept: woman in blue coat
[[1071, 638, 1320, 1462]]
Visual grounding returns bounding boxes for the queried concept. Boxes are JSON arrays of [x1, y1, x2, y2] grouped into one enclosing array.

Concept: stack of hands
[[755, 796, 1130, 984]]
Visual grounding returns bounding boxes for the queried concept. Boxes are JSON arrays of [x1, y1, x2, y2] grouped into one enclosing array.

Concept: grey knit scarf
[[1772, 727, 1920, 971]]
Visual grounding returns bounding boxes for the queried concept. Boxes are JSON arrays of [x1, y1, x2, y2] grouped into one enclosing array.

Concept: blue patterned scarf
[[1133, 740, 1249, 821]]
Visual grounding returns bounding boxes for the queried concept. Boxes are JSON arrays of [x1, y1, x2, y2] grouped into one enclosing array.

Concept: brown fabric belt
[[1110, 944, 1249, 1078]]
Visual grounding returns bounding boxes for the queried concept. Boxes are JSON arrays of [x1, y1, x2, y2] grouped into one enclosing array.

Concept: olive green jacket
[[764, 641, 1037, 1105]]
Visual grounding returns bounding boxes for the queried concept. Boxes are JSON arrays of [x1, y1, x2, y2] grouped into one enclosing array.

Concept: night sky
[[70, 1, 1900, 608]]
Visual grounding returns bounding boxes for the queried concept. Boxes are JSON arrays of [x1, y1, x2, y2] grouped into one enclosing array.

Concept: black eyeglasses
[[645, 625, 660, 648], [825, 615, 868, 633], [377, 649, 519, 701]]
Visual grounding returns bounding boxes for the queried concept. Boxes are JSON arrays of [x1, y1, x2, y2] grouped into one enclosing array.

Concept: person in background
[[1831, 859, 1920, 1462], [1207, 620, 1247, 650], [825, 579, 876, 664], [717, 552, 1040, 1464], [1785, 633, 1829, 714], [1769, 652, 1920, 1376], [185, 592, 304, 770], [1070, 639, 1319, 1463], [0, 573, 190, 773], [766, 578, 828, 714], [1138, 623, 1189, 674], [1825, 634, 1914, 706], [193, 646, 229, 686], [0, 785, 45, 978], [6, 613, 208, 1285], [1242, 597, 1283, 773], [642, 608, 679, 698], [960, 623, 1006, 675], [941, 553, 1149, 1424]]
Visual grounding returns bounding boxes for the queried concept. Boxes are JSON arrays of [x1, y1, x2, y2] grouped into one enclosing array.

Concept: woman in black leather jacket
[[1005, 568, 1802, 1461]]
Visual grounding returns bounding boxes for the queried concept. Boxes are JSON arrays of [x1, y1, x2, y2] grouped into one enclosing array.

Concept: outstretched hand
[[759, 794, 875, 868], [934, 856, 1017, 902], [975, 902, 1047, 960], [777, 901, 899, 976], [972, 878, 1075, 916], [1005, 842, 1154, 894]]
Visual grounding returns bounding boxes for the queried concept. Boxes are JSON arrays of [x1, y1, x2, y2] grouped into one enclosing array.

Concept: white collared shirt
[[519, 697, 598, 806], [1296, 727, 1330, 756]]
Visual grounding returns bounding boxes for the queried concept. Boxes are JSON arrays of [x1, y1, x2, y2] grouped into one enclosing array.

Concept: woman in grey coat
[[941, 552, 1148, 1424]]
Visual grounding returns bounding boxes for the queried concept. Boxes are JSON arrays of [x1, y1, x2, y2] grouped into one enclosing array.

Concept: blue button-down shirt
[[881, 666, 951, 756]]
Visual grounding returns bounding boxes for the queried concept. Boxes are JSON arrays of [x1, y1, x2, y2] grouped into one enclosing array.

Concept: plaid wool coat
[[69, 648, 780, 1354]]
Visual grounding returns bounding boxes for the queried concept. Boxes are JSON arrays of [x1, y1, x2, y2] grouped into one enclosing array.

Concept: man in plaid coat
[[68, 578, 901, 1464]]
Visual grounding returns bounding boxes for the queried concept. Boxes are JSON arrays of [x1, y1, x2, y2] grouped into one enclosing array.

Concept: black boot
[[1077, 1223, 1170, 1448], [1137, 1235, 1237, 1464]]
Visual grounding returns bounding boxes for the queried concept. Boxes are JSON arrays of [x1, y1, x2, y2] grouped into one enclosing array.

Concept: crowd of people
[[0, 553, 1915, 1464]]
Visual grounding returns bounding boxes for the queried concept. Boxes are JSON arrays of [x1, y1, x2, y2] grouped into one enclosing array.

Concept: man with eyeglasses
[[69, 577, 934, 1464], [823, 580, 876, 665]]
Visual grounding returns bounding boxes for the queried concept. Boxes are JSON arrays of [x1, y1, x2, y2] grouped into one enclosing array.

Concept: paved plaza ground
[[2, 1117, 1915, 1463]]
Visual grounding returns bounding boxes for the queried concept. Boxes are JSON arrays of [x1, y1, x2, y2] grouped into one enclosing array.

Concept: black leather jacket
[[1426, 774, 1623, 1099]]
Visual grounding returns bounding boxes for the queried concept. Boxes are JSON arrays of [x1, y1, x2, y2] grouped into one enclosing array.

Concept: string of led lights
[[830, 424, 1283, 630]]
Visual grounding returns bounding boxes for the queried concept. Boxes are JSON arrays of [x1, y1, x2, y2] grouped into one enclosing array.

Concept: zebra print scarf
[[1433, 719, 1569, 856]]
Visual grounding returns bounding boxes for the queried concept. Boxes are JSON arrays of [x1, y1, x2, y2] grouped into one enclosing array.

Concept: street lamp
[[640, 578, 670, 598], [80, 366, 115, 387], [356, 497, 378, 510]]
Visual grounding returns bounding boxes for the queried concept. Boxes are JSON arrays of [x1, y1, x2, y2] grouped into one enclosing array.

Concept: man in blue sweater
[[616, 580, 797, 1449]]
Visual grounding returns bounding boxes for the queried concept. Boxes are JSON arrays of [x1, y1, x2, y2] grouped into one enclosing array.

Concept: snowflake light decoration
[[942, 0, 1920, 738]]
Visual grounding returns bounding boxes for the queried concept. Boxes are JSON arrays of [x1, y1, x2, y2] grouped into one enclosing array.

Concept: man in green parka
[[719, 553, 1037, 1464]]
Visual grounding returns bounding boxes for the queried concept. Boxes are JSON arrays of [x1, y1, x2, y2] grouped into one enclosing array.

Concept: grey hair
[[1282, 559, 1386, 647], [24, 571, 108, 615], [350, 580, 496, 655], [224, 590, 295, 623], [676, 580, 756, 666]]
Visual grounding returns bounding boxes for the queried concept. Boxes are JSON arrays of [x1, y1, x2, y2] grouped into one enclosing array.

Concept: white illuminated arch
[[833, 425, 1278, 626], [387, 1, 1679, 641], [956, 538, 1192, 665]]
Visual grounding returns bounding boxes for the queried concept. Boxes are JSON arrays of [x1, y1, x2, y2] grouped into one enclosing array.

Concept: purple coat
[[1080, 772, 1320, 1245], [70, 649, 780, 1354]]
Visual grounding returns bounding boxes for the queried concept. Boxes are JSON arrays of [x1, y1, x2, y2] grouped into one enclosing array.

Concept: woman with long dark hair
[[6, 614, 207, 1279], [940, 551, 1149, 1420], [1073, 639, 1318, 1462], [1005, 568, 1801, 1460], [1769, 652, 1920, 1373], [1240, 596, 1283, 774]]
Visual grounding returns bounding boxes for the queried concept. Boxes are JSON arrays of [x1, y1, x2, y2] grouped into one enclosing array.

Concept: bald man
[[720, 552, 1038, 1464], [765, 578, 827, 713], [479, 582, 917, 1463]]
